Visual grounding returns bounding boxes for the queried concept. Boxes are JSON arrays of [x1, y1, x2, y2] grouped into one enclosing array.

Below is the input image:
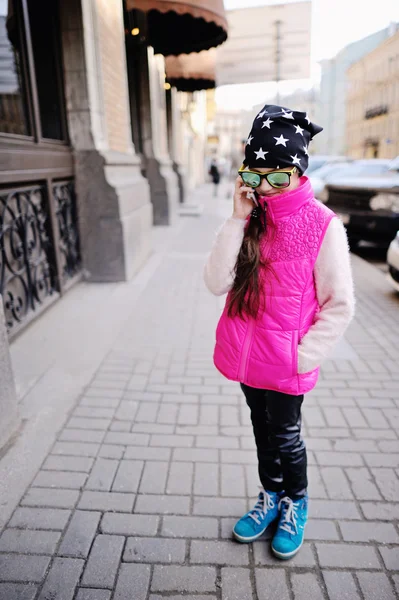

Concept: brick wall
[[96, 0, 132, 153]]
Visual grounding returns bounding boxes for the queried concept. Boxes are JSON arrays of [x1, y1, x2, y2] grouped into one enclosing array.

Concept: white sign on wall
[[216, 1, 311, 86]]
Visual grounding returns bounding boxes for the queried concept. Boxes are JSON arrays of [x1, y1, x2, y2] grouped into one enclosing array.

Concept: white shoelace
[[278, 496, 298, 535], [248, 489, 275, 525]]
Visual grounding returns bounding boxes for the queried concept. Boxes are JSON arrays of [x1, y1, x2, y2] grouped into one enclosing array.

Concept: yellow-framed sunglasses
[[238, 165, 297, 189]]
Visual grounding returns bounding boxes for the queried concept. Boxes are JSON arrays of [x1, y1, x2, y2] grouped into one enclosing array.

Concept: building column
[[60, 0, 152, 282], [0, 300, 19, 450], [136, 47, 179, 226], [166, 88, 187, 205]]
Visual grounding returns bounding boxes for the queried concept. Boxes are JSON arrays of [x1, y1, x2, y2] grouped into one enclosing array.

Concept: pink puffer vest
[[213, 177, 336, 395]]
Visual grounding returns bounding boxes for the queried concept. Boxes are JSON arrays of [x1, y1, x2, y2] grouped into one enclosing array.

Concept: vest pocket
[[291, 330, 299, 376]]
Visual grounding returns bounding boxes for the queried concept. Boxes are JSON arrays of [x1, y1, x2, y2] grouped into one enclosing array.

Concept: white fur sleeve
[[203, 218, 246, 296], [298, 218, 355, 374]]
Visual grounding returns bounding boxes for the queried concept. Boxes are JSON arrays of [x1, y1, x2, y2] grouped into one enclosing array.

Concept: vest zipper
[[238, 200, 268, 382], [238, 318, 255, 382]]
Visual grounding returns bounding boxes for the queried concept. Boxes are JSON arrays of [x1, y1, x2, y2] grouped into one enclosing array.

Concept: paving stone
[[8, 507, 71, 530], [322, 407, 348, 428], [357, 572, 396, 600], [0, 584, 37, 600], [59, 428, 106, 443], [339, 520, 399, 543], [345, 467, 382, 500], [0, 554, 51, 582], [32, 470, 87, 489], [52, 441, 100, 457], [255, 568, 290, 600], [316, 543, 380, 568], [73, 408, 115, 419], [110, 421, 131, 432], [38, 557, 84, 600], [178, 404, 199, 425], [139, 461, 169, 493], [42, 456, 94, 473], [305, 519, 339, 540], [124, 446, 172, 461], [199, 405, 219, 426], [0, 529, 60, 555], [364, 453, 399, 468], [151, 566, 216, 593], [371, 467, 399, 501], [221, 567, 252, 600], [308, 466, 328, 499], [193, 497, 246, 517], [221, 464, 246, 497], [342, 407, 368, 427], [190, 540, 249, 565], [21, 488, 79, 509], [76, 590, 111, 600], [101, 513, 159, 536], [99, 445, 125, 459], [320, 467, 353, 499], [291, 573, 324, 600], [315, 452, 363, 466], [81, 535, 124, 588], [167, 462, 193, 495], [150, 434, 194, 447], [173, 448, 218, 462], [124, 537, 185, 563], [221, 450, 255, 464], [113, 563, 151, 600], [161, 516, 218, 539], [81, 397, 120, 408], [253, 542, 315, 567], [104, 432, 149, 446], [85, 459, 119, 491], [323, 571, 361, 600], [310, 499, 361, 519], [361, 502, 399, 520], [379, 546, 399, 570], [67, 417, 111, 430], [135, 494, 190, 515], [111, 460, 143, 493], [133, 423, 174, 434], [150, 596, 215, 600], [78, 491, 135, 512], [58, 511, 101, 558]]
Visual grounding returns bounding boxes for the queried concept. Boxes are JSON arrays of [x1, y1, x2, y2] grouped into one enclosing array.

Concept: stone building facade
[[0, 0, 227, 449], [346, 28, 399, 159]]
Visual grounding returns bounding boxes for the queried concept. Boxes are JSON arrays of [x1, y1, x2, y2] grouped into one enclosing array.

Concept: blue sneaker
[[233, 489, 281, 543], [271, 495, 308, 560]]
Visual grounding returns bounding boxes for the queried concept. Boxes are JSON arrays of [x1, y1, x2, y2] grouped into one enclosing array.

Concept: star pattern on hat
[[290, 154, 301, 166], [246, 135, 254, 145], [281, 109, 294, 120], [304, 113, 311, 124], [256, 110, 267, 119], [261, 118, 274, 129], [294, 124, 304, 135], [254, 147, 268, 160], [274, 134, 289, 147], [303, 145, 309, 156]]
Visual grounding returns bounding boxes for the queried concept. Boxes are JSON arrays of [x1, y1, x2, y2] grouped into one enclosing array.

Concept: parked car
[[307, 155, 349, 175], [322, 160, 399, 248], [310, 160, 354, 199], [387, 231, 399, 292]]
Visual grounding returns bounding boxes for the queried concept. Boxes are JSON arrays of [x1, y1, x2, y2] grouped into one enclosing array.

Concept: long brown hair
[[227, 210, 276, 319]]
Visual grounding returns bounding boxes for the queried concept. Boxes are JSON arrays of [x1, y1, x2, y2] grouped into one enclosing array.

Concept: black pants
[[241, 383, 307, 500]]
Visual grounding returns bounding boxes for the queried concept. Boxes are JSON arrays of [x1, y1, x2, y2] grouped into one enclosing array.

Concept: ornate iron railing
[[0, 180, 80, 335]]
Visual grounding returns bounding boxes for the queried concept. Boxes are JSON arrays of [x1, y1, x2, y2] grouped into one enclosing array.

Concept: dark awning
[[126, 0, 228, 56], [165, 49, 215, 91]]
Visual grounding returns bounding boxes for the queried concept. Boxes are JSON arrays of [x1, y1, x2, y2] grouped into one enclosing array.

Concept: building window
[[0, 0, 67, 142], [0, 1, 30, 135]]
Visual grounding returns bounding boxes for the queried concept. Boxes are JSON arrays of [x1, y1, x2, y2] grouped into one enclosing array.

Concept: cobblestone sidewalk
[[0, 183, 398, 600]]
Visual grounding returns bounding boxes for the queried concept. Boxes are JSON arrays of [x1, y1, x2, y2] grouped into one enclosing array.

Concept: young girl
[[204, 105, 355, 560]]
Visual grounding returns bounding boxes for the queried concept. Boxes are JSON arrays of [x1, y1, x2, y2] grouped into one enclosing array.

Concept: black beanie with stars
[[243, 105, 323, 174]]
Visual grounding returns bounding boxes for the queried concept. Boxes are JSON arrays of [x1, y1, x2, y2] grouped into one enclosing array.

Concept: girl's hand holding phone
[[232, 176, 257, 220]]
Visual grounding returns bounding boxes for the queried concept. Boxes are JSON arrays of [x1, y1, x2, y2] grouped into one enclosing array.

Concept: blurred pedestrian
[[204, 105, 355, 560], [209, 158, 220, 197]]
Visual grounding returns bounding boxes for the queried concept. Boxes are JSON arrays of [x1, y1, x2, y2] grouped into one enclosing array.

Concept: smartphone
[[246, 190, 259, 206]]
